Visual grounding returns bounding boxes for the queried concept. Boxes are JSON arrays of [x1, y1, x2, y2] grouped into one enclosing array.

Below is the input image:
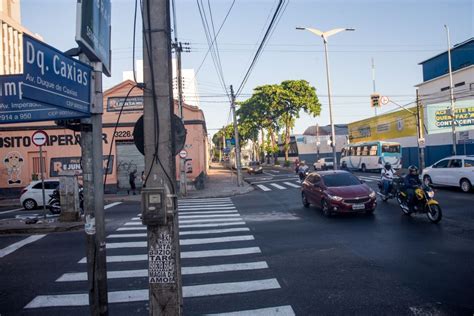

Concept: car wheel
[[361, 164, 367, 173], [23, 199, 37, 210], [460, 178, 472, 193], [302, 193, 310, 208], [423, 175, 432, 187], [321, 199, 332, 217]]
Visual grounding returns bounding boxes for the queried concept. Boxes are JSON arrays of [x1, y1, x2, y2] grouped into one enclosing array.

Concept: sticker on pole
[[149, 232, 175, 284], [381, 96, 390, 105], [179, 150, 187, 159], [32, 130, 48, 147]]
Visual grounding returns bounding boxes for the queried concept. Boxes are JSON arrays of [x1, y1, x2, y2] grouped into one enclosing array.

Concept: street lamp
[[296, 27, 355, 170], [444, 25, 457, 155]]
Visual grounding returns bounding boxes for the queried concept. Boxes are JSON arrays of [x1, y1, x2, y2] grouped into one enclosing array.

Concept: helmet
[[408, 165, 418, 174], [384, 162, 391, 170]]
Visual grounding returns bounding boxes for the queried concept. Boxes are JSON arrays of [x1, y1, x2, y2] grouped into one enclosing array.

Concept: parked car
[[301, 170, 377, 216], [247, 161, 263, 174], [422, 155, 474, 192], [313, 157, 334, 170], [20, 179, 60, 210]]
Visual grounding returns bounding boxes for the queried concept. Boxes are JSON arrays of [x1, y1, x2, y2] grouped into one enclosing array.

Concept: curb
[[183, 186, 254, 199], [0, 220, 83, 235]]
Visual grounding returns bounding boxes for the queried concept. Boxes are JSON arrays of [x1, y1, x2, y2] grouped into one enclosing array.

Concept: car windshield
[[325, 158, 333, 162], [322, 173, 361, 187]]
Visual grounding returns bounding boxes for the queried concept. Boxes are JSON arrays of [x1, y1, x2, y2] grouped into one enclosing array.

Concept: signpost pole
[[416, 90, 425, 170], [230, 85, 243, 186], [39, 145, 47, 220]]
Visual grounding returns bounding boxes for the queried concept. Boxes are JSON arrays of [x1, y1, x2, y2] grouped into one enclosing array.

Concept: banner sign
[[50, 155, 113, 177], [107, 96, 143, 112], [426, 100, 474, 134]]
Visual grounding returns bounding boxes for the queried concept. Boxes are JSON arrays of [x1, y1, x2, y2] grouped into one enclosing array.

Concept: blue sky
[[21, 0, 473, 134]]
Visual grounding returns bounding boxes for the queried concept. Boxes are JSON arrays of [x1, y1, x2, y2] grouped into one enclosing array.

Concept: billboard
[[425, 100, 474, 134], [348, 107, 419, 143]]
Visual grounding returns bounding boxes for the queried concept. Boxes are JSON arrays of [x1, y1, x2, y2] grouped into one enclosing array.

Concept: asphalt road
[[1, 166, 473, 315]]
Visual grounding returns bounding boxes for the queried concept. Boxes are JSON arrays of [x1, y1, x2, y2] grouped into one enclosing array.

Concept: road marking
[[180, 222, 246, 228], [0, 234, 46, 258], [256, 184, 271, 191], [117, 226, 147, 231], [251, 177, 299, 185], [179, 204, 235, 208], [131, 217, 140, 220], [283, 182, 301, 188], [57, 269, 147, 282], [25, 279, 280, 308], [178, 206, 237, 211], [179, 214, 241, 219], [270, 183, 286, 190], [179, 198, 232, 204], [0, 207, 24, 215], [104, 202, 122, 209], [79, 254, 147, 263], [106, 241, 146, 249], [184, 279, 280, 298], [179, 218, 243, 224], [180, 235, 254, 245], [124, 222, 144, 226], [180, 227, 250, 236], [206, 305, 295, 316], [107, 233, 146, 238], [181, 247, 261, 258], [178, 210, 238, 215], [182, 261, 268, 275]]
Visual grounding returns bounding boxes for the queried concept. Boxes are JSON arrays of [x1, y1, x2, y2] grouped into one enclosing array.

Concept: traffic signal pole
[[142, 0, 183, 314]]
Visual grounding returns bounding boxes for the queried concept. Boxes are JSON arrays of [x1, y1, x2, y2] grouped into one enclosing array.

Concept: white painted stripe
[[180, 228, 249, 236], [183, 279, 280, 298], [106, 241, 146, 249], [124, 222, 144, 226], [180, 222, 246, 228], [131, 217, 141, 220], [179, 218, 243, 224], [256, 184, 271, 191], [79, 254, 147, 263], [0, 234, 46, 258], [206, 305, 295, 316], [283, 182, 301, 188], [180, 235, 254, 245], [180, 198, 231, 202], [181, 247, 261, 258], [107, 233, 146, 238], [179, 200, 232, 205], [0, 207, 24, 215], [179, 204, 235, 208], [104, 202, 122, 209], [179, 210, 238, 215], [178, 206, 236, 211], [179, 214, 241, 219], [25, 279, 280, 308], [117, 227, 147, 231], [270, 183, 286, 190], [57, 269, 147, 282], [182, 261, 268, 275]]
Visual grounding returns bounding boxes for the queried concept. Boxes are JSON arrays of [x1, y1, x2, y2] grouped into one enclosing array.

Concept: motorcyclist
[[404, 165, 422, 210], [381, 162, 395, 196], [298, 161, 309, 181], [294, 158, 300, 174], [341, 161, 349, 171]]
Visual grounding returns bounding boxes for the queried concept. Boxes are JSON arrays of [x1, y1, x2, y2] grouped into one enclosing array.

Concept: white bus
[[341, 141, 402, 172]]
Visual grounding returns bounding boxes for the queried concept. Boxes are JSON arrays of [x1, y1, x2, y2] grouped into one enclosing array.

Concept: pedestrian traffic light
[[371, 93, 381, 108]]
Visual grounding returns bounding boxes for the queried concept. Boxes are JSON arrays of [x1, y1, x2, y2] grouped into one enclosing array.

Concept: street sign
[[76, 0, 112, 77], [223, 147, 231, 154], [179, 150, 187, 159], [21, 35, 92, 114], [32, 130, 48, 146], [380, 96, 390, 105], [370, 93, 381, 108], [0, 75, 90, 124], [418, 138, 426, 148]]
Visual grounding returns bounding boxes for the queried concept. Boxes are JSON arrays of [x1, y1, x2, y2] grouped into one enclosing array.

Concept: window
[[382, 144, 400, 153], [322, 173, 361, 187], [341, 148, 347, 157], [454, 82, 465, 88], [361, 146, 369, 156], [32, 183, 43, 189], [440, 86, 450, 92], [448, 159, 462, 168], [356, 146, 361, 156], [434, 159, 449, 168], [350, 147, 356, 156], [369, 145, 378, 156], [464, 160, 474, 167], [32, 156, 46, 175], [44, 181, 59, 190]]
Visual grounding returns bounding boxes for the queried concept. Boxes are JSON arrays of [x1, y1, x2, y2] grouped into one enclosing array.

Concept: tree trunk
[[284, 121, 290, 161], [260, 128, 265, 163]]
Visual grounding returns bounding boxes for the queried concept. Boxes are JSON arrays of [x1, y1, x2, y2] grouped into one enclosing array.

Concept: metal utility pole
[[142, 0, 182, 314], [445, 25, 457, 155], [316, 123, 320, 160], [175, 41, 187, 196], [230, 85, 243, 186], [81, 60, 108, 315], [416, 90, 426, 170], [372, 57, 377, 116]]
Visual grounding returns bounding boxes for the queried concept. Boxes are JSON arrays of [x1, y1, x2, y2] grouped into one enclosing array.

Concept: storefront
[[0, 80, 209, 196]]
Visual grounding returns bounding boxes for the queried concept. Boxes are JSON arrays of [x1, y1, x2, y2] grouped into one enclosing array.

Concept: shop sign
[[426, 100, 474, 134], [107, 96, 143, 112], [50, 155, 113, 177]]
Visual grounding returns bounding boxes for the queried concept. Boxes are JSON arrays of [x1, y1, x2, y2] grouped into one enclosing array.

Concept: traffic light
[[370, 93, 380, 108]]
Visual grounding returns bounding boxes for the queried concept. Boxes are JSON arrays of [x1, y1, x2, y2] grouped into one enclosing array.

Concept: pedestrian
[[129, 169, 137, 195]]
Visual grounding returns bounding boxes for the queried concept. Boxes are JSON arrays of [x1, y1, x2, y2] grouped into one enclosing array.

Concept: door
[[310, 174, 323, 207], [430, 159, 450, 185], [446, 159, 463, 186], [116, 142, 145, 190]]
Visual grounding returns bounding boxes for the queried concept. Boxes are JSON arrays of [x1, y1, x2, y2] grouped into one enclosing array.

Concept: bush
[[274, 159, 280, 166], [283, 160, 291, 167]]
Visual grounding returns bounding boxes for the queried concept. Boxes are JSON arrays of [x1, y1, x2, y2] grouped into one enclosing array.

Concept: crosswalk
[[254, 179, 301, 192], [356, 175, 381, 183], [24, 197, 294, 315]]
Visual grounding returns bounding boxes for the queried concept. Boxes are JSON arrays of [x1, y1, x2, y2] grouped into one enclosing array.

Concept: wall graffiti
[[3, 151, 24, 185]]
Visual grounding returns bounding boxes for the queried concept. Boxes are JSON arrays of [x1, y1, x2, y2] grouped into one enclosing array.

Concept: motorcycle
[[377, 176, 404, 202], [298, 167, 310, 182], [396, 184, 442, 223], [47, 187, 84, 215]]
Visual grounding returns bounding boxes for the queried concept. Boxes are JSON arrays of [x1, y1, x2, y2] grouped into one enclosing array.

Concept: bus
[[340, 141, 402, 172]]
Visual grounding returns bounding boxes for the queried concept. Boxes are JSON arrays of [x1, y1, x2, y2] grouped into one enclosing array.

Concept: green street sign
[[75, 0, 111, 77]]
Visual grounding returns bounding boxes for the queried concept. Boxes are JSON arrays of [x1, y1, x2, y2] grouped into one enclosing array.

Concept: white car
[[422, 155, 474, 192], [313, 157, 334, 171], [20, 179, 60, 210]]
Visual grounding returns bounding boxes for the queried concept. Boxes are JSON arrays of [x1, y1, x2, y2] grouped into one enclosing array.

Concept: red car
[[301, 170, 377, 216]]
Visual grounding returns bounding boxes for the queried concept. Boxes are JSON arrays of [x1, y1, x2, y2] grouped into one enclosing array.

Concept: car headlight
[[327, 194, 343, 201], [369, 191, 376, 199], [427, 191, 435, 198]]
